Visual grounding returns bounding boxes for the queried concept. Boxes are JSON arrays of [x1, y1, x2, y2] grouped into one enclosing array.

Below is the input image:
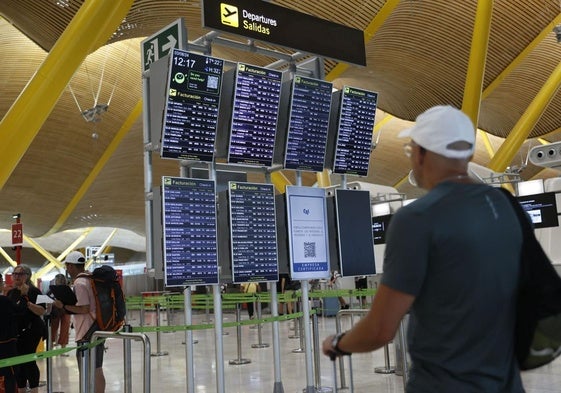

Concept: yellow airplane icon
[[220, 3, 239, 28]]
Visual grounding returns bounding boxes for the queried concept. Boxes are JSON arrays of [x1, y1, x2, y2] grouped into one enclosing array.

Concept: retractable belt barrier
[[0, 288, 376, 368]]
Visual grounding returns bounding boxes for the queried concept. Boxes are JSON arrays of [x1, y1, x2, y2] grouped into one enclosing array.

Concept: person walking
[[322, 105, 525, 392]]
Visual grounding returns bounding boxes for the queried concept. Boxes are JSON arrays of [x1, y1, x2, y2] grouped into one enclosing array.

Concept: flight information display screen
[[516, 192, 559, 229], [162, 177, 219, 286], [228, 63, 283, 166], [284, 76, 333, 172], [333, 86, 378, 176], [372, 214, 393, 245], [229, 182, 278, 283], [161, 49, 224, 162]]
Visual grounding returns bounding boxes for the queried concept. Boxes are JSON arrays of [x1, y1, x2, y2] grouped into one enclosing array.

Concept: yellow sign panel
[[220, 3, 239, 27]]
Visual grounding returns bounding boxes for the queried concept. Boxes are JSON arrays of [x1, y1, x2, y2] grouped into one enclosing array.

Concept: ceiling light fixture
[[554, 25, 561, 43]]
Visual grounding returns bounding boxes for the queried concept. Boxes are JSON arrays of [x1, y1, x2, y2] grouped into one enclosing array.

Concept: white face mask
[[408, 170, 418, 187]]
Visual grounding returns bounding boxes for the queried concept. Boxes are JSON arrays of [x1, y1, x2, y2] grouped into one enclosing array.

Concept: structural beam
[[85, 228, 118, 270], [461, 0, 493, 126], [321, 0, 401, 188], [325, 0, 401, 82], [0, 0, 134, 190], [34, 228, 93, 279], [24, 236, 64, 270], [482, 13, 561, 100], [0, 247, 17, 268], [45, 99, 143, 236], [488, 60, 561, 172], [271, 172, 292, 193]]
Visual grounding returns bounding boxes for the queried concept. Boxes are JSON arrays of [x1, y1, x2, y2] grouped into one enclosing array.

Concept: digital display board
[[286, 186, 330, 280], [202, 0, 366, 66], [333, 86, 378, 176], [162, 177, 219, 286], [516, 192, 559, 229], [284, 76, 333, 172], [228, 63, 283, 166], [160, 49, 224, 161], [229, 182, 278, 283], [372, 214, 393, 245], [335, 189, 376, 276]]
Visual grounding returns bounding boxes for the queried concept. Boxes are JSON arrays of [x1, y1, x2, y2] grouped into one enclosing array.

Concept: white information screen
[[286, 186, 330, 280]]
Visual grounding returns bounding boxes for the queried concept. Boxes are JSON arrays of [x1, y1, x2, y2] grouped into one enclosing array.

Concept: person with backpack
[[322, 106, 524, 392], [53, 251, 106, 393]]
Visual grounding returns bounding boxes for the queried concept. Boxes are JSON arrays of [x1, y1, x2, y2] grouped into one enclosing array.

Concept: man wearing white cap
[[53, 250, 106, 393], [323, 106, 524, 392]]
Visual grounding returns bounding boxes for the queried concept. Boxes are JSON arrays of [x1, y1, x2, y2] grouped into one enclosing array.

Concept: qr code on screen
[[303, 242, 316, 258], [207, 76, 219, 90]]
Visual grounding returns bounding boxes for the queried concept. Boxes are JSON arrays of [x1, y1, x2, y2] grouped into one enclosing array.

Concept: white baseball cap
[[398, 105, 475, 159], [64, 250, 86, 264]]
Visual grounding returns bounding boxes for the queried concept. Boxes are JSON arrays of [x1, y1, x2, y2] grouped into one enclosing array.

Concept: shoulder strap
[[497, 187, 561, 366]]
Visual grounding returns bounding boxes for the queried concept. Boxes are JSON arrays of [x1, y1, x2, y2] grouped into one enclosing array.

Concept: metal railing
[[83, 331, 151, 393]]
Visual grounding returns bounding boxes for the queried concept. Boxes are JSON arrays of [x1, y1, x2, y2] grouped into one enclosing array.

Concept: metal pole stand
[[45, 311, 65, 393], [229, 303, 251, 365], [78, 341, 89, 393], [374, 343, 396, 374], [164, 294, 173, 332], [292, 314, 305, 353], [311, 313, 333, 393], [251, 300, 269, 348], [289, 299, 300, 339], [150, 303, 169, 356]]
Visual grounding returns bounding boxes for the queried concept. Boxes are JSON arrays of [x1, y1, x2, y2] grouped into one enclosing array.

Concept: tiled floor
[[39, 308, 561, 393]]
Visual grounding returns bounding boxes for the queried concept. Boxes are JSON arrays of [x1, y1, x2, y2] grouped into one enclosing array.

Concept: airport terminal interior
[[2, 0, 561, 392]]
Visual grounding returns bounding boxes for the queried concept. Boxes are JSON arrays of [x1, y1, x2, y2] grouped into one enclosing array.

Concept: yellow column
[[0, 0, 134, 190], [271, 172, 292, 193], [489, 60, 561, 172], [461, 0, 494, 125]]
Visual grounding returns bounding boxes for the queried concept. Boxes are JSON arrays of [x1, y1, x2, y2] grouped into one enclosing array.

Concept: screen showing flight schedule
[[333, 86, 378, 176], [228, 182, 278, 283], [228, 63, 283, 167], [284, 76, 333, 172], [162, 177, 219, 286], [160, 49, 224, 162]]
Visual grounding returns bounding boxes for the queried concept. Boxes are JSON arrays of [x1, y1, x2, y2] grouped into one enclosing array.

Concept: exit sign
[[141, 18, 187, 73]]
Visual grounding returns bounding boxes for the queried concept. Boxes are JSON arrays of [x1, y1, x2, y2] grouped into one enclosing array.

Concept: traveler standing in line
[[0, 273, 26, 393], [7, 265, 46, 393], [354, 276, 368, 308], [53, 251, 106, 393], [48, 274, 71, 355], [322, 106, 524, 392], [240, 282, 259, 319], [276, 273, 289, 315], [328, 270, 349, 309]]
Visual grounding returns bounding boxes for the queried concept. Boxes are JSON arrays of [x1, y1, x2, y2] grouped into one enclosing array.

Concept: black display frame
[[160, 49, 225, 162], [334, 189, 376, 277], [227, 63, 284, 167], [516, 192, 560, 229], [228, 181, 279, 283], [161, 176, 219, 286], [283, 75, 333, 172]]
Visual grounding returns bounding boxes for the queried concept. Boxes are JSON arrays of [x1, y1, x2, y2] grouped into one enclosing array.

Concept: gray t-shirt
[[382, 181, 524, 393]]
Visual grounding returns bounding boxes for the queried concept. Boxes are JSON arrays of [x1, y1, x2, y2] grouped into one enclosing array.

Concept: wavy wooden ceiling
[[0, 0, 561, 249]]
